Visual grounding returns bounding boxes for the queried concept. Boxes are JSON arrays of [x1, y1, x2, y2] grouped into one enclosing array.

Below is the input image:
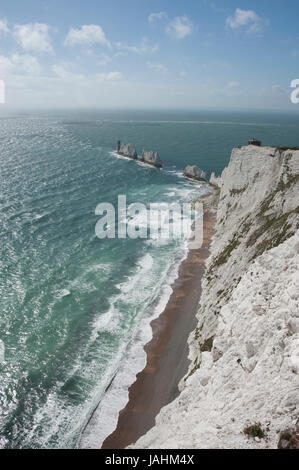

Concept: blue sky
[[0, 0, 298, 109]]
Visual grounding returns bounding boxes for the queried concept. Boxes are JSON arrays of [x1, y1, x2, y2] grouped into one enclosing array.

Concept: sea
[[0, 109, 299, 449]]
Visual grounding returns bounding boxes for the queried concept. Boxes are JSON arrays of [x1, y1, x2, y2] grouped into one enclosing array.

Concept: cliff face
[[133, 146, 299, 449]]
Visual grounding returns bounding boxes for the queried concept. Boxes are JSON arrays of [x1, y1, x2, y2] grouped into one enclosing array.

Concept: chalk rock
[[141, 150, 162, 168], [119, 143, 137, 159], [210, 172, 222, 187], [132, 146, 299, 450], [184, 165, 206, 182]]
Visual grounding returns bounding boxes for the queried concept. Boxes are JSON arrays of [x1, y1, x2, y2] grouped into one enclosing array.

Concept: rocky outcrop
[[118, 143, 137, 159], [132, 145, 299, 449], [117, 143, 163, 167], [141, 150, 163, 168], [210, 172, 222, 188], [184, 165, 206, 182]]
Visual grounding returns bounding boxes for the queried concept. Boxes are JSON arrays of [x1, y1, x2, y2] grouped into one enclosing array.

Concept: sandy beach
[[102, 204, 216, 449]]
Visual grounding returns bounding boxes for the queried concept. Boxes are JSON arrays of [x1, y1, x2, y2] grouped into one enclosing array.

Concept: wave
[[77, 245, 188, 449], [109, 151, 135, 162], [56, 289, 71, 299], [104, 120, 284, 127], [88, 254, 154, 343], [77, 170, 212, 448]]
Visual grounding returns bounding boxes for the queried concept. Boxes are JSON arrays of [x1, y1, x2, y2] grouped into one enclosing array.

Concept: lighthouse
[[117, 140, 121, 153]]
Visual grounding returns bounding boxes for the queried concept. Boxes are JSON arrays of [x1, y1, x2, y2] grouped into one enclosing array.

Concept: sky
[[0, 0, 299, 110]]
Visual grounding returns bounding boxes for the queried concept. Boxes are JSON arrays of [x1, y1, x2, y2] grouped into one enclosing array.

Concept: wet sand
[[102, 208, 216, 449]]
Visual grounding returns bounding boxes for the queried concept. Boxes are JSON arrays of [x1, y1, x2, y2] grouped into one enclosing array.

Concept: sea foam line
[[78, 161, 210, 448], [77, 242, 189, 449]]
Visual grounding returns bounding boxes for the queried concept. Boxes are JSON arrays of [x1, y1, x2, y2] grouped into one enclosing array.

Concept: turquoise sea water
[[0, 109, 299, 449]]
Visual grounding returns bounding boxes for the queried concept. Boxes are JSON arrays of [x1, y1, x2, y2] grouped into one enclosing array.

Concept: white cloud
[[13, 23, 53, 53], [114, 51, 127, 58], [148, 12, 168, 24], [227, 80, 240, 88], [52, 64, 122, 83], [96, 71, 122, 81], [0, 19, 9, 34], [3, 73, 294, 110], [166, 15, 193, 39], [226, 8, 264, 33], [65, 24, 111, 47], [11, 54, 41, 75], [271, 84, 286, 95], [147, 62, 168, 74], [0, 53, 41, 77], [97, 53, 111, 66], [52, 64, 85, 80], [114, 38, 158, 55], [0, 56, 14, 75]]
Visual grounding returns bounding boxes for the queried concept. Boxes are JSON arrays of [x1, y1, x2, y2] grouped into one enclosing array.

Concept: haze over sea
[[1, 109, 299, 449]]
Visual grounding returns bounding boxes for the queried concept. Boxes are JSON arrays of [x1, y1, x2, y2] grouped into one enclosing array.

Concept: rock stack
[[141, 150, 163, 168], [118, 143, 138, 160], [117, 142, 163, 168], [183, 165, 207, 182]]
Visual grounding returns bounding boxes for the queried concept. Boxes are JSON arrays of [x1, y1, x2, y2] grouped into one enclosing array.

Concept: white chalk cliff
[[133, 145, 299, 449]]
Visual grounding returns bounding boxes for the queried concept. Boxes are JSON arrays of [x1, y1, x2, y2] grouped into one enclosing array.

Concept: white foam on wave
[[77, 244, 188, 449], [27, 183, 203, 449], [136, 160, 160, 170], [105, 119, 282, 127], [56, 289, 71, 299], [167, 169, 184, 179], [124, 193, 204, 245], [85, 262, 112, 275], [117, 254, 154, 293], [109, 150, 134, 162], [88, 254, 155, 344], [77, 162, 211, 449], [68, 263, 112, 294], [34, 212, 49, 221], [90, 305, 119, 341]]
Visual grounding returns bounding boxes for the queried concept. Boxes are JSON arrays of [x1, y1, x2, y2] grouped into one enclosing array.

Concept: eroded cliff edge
[[133, 145, 299, 449]]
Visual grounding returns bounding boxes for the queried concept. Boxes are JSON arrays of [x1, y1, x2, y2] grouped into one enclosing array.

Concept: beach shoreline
[[102, 200, 216, 449]]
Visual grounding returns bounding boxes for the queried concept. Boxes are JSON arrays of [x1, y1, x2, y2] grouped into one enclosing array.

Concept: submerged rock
[[184, 165, 207, 182], [141, 150, 163, 168], [119, 143, 137, 159]]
